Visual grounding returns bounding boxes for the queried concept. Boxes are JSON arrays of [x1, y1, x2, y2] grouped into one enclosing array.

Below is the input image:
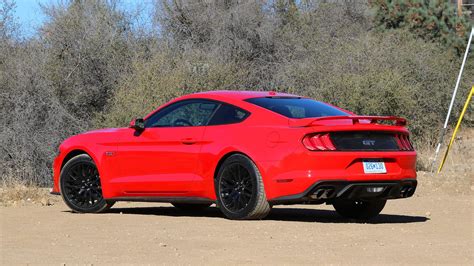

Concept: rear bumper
[[269, 179, 417, 204], [260, 149, 417, 200]]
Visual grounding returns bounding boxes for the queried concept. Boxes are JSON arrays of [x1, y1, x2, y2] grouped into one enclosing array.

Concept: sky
[[15, 0, 49, 36], [13, 0, 154, 37]]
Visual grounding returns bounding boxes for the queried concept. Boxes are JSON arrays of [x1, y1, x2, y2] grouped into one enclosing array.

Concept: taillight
[[395, 134, 414, 151], [302, 133, 336, 151]]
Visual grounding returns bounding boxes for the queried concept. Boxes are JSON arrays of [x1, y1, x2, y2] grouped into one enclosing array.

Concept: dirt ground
[[1, 130, 473, 265], [1, 186, 473, 265]]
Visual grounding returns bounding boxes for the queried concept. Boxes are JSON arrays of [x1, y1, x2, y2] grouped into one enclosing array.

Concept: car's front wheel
[[60, 154, 113, 213], [333, 199, 386, 219], [215, 154, 271, 220]]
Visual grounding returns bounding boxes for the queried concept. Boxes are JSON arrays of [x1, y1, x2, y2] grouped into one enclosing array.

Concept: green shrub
[[370, 0, 472, 54], [317, 30, 471, 145], [98, 50, 248, 128]]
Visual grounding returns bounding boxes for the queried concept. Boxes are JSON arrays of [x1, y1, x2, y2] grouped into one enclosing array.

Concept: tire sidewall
[[60, 154, 109, 213], [215, 154, 261, 219]]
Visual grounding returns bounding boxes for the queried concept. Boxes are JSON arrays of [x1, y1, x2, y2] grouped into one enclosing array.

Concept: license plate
[[363, 160, 386, 174]]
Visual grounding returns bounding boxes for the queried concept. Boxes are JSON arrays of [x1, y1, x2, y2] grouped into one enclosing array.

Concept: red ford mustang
[[52, 91, 417, 220]]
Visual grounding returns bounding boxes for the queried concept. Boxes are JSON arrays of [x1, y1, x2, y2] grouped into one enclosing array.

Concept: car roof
[[192, 90, 300, 100]]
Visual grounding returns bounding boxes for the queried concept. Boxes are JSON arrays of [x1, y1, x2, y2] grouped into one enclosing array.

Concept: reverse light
[[302, 133, 336, 151], [367, 187, 384, 193], [395, 134, 414, 151]]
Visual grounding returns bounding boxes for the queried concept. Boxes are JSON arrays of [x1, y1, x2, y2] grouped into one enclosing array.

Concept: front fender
[[52, 132, 120, 197]]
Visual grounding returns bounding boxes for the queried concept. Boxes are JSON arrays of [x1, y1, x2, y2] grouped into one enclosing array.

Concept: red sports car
[[52, 91, 417, 220]]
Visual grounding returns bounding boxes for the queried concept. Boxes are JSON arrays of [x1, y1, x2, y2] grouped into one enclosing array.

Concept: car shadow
[[94, 206, 429, 224]]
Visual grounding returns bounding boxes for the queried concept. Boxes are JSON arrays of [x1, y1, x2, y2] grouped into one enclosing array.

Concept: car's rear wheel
[[172, 203, 212, 211], [60, 154, 113, 213], [215, 154, 271, 220], [333, 199, 386, 219]]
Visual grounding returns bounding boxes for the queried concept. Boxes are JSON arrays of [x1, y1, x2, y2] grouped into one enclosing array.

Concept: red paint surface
[[52, 91, 416, 202]]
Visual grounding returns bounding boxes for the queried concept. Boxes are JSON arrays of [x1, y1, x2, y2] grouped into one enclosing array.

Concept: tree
[[370, 0, 472, 53], [0, 0, 17, 41], [41, 0, 132, 120]]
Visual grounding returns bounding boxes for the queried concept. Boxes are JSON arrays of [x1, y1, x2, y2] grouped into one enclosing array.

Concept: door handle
[[181, 138, 197, 145]]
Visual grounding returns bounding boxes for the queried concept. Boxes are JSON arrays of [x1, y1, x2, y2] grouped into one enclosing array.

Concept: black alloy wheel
[[219, 163, 254, 212], [60, 154, 113, 213], [215, 154, 270, 220]]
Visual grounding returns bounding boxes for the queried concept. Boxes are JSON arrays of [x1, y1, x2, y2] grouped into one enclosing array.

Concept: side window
[[145, 100, 219, 128], [208, 103, 249, 125]]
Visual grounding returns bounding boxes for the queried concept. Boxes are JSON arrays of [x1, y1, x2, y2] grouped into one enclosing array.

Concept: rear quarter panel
[[198, 107, 304, 200]]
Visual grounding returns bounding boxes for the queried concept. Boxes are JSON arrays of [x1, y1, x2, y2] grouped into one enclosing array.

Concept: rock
[[425, 211, 431, 217], [159, 242, 167, 247], [40, 198, 51, 206]]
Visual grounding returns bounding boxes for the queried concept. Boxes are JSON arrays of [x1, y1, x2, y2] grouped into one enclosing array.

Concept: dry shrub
[[416, 128, 474, 196], [1, 0, 473, 188], [41, 0, 132, 121], [98, 49, 249, 127], [1, 0, 132, 186], [314, 30, 472, 146], [0, 41, 86, 186], [0, 180, 54, 206]]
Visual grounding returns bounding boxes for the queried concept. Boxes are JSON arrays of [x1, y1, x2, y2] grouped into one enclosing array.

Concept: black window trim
[[144, 98, 250, 128], [207, 101, 251, 126], [264, 96, 302, 99]]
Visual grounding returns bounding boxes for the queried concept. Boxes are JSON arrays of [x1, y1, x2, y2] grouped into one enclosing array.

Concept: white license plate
[[363, 160, 386, 174]]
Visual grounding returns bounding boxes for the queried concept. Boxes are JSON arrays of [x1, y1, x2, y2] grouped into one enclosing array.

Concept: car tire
[[333, 199, 386, 220], [60, 154, 114, 213], [172, 203, 212, 211], [215, 154, 271, 220]]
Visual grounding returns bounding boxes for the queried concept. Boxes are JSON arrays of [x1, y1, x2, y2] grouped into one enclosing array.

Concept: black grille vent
[[330, 132, 399, 151]]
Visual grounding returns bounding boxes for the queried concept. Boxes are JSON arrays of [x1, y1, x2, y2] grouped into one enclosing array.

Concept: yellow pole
[[438, 85, 474, 173]]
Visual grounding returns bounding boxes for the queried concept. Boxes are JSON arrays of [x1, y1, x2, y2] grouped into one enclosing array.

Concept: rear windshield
[[245, 97, 348, 119]]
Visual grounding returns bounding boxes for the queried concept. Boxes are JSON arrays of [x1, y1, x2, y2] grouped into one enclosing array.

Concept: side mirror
[[129, 118, 145, 131]]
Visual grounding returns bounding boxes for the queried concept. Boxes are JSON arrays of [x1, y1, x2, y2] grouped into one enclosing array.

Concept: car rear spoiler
[[288, 116, 407, 127]]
